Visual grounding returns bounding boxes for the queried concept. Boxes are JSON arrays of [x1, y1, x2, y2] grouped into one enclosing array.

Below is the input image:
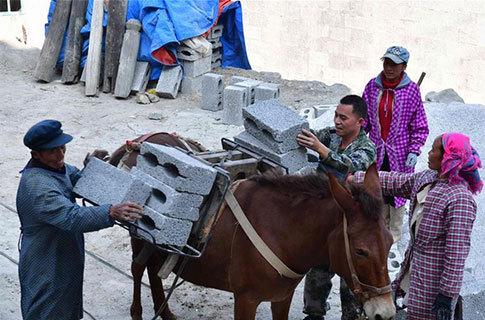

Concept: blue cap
[[381, 46, 409, 64], [23, 120, 73, 150]]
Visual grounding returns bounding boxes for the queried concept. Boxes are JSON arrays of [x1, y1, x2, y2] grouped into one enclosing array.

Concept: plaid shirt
[[355, 169, 477, 319], [363, 72, 429, 207], [312, 126, 376, 174]]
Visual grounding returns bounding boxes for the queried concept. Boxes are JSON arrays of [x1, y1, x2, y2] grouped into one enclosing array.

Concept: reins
[[342, 213, 392, 300]]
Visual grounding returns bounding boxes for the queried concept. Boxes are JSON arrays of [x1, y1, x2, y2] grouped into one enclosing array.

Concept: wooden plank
[[34, 0, 72, 82], [114, 19, 142, 98], [85, 0, 105, 96], [61, 0, 88, 84], [103, 0, 128, 93]]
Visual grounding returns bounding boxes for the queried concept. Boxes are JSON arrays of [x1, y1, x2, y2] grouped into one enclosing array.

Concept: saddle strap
[[224, 190, 304, 279]]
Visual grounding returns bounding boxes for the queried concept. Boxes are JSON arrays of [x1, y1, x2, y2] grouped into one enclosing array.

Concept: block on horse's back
[[73, 158, 151, 206], [131, 167, 203, 221], [136, 143, 217, 195]]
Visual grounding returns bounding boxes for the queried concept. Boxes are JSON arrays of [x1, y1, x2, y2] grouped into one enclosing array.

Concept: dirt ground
[[0, 38, 356, 320]]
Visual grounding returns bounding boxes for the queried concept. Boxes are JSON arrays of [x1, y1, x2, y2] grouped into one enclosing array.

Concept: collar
[[375, 72, 411, 90], [24, 158, 66, 174]]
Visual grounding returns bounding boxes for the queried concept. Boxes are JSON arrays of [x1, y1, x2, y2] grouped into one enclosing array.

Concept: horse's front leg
[[270, 290, 295, 320], [130, 257, 145, 320], [234, 293, 259, 320], [146, 257, 177, 320]]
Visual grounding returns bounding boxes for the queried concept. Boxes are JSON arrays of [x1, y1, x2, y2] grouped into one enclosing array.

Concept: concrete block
[[131, 61, 151, 94], [222, 85, 248, 125], [156, 65, 182, 99], [233, 79, 263, 104], [211, 40, 222, 49], [73, 158, 151, 206], [131, 167, 203, 221], [243, 99, 310, 153], [229, 76, 251, 85], [211, 51, 222, 63], [201, 73, 224, 111], [234, 131, 308, 174], [137, 206, 192, 246], [299, 107, 316, 121], [209, 24, 223, 39], [254, 82, 281, 101], [136, 143, 217, 195], [177, 45, 202, 61], [313, 104, 333, 117], [180, 75, 202, 94], [181, 55, 211, 78], [211, 59, 221, 69]]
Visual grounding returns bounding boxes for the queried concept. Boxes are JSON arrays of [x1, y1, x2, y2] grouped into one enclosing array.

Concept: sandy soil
[[0, 39, 351, 320]]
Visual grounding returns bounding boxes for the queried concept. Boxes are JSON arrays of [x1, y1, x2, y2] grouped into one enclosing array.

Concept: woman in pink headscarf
[[351, 132, 482, 319]]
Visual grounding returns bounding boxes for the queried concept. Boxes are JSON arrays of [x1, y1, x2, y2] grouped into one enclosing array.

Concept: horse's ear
[[363, 163, 382, 199], [328, 172, 356, 216]]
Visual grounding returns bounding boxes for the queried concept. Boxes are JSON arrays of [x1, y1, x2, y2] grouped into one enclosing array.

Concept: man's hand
[[432, 293, 452, 320], [405, 153, 418, 167], [109, 202, 144, 222], [297, 129, 329, 159], [84, 149, 110, 166]]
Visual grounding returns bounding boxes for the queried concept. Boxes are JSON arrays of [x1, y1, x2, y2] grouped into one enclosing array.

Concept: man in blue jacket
[[16, 119, 144, 320]]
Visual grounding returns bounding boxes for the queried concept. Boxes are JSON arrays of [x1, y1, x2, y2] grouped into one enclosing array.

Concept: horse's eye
[[355, 249, 369, 258]]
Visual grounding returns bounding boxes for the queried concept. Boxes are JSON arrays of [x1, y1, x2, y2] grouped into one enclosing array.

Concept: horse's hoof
[[162, 313, 178, 320]]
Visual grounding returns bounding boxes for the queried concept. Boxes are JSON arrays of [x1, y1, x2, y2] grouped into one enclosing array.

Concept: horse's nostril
[[375, 315, 383, 320]]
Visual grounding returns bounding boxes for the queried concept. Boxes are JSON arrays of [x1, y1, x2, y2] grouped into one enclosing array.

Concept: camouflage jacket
[[312, 127, 376, 175]]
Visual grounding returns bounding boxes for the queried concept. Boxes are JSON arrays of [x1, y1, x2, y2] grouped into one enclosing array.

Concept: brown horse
[[111, 134, 395, 320]]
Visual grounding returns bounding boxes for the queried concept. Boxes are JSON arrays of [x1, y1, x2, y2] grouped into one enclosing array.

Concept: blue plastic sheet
[[46, 0, 251, 79]]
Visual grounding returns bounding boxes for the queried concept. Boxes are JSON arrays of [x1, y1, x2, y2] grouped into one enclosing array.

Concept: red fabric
[[379, 73, 403, 141], [203, 0, 233, 37], [152, 47, 177, 65]]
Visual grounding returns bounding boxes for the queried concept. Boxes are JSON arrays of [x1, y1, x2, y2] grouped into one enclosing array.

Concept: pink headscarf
[[441, 133, 483, 194]]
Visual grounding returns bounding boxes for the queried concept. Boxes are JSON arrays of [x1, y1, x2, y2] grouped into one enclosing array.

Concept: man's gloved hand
[[405, 153, 418, 167], [109, 202, 144, 222], [84, 149, 110, 166], [432, 293, 453, 320]]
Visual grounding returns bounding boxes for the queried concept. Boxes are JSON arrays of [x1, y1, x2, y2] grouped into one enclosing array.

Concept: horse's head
[[327, 164, 395, 320]]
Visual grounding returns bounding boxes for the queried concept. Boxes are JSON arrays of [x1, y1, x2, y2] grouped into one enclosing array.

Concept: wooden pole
[[85, 0, 105, 96], [61, 0, 88, 84], [34, 0, 72, 82], [417, 72, 426, 87], [103, 0, 129, 93]]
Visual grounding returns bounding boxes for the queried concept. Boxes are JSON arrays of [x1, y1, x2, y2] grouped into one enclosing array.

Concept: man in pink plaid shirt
[[352, 132, 482, 319], [362, 46, 429, 242]]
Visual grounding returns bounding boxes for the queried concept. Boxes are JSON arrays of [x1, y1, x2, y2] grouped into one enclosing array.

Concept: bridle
[[342, 214, 392, 301]]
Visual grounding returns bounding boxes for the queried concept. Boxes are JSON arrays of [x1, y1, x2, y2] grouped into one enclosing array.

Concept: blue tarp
[[47, 0, 251, 80]]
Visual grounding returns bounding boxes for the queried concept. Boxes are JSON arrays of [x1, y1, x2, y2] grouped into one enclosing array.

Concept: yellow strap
[[224, 190, 304, 279]]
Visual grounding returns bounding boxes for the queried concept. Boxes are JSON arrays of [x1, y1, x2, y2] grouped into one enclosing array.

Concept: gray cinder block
[[209, 24, 223, 39], [131, 61, 151, 94], [211, 59, 221, 69], [136, 143, 217, 195], [211, 51, 222, 63], [137, 206, 192, 246], [177, 45, 201, 61], [180, 75, 202, 94], [233, 79, 263, 104], [211, 40, 222, 50], [255, 83, 281, 102], [222, 85, 248, 125], [181, 55, 211, 78], [234, 131, 308, 174], [229, 76, 251, 85], [243, 99, 310, 153], [156, 65, 182, 99], [73, 158, 151, 206], [201, 73, 224, 111], [131, 167, 203, 221]]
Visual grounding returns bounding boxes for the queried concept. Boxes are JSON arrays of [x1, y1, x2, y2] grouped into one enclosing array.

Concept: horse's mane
[[249, 169, 383, 220]]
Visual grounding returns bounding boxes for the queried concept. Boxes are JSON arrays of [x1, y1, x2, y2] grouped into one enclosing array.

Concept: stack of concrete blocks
[[201, 73, 224, 111], [207, 24, 223, 69], [230, 75, 281, 103], [233, 99, 310, 173], [178, 45, 212, 94], [156, 65, 183, 99], [133, 143, 218, 245]]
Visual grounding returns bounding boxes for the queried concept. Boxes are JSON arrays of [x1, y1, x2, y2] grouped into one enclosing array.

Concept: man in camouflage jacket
[[297, 95, 376, 320]]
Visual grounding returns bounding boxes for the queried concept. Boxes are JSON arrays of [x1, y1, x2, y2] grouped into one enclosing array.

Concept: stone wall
[[242, 0, 485, 103]]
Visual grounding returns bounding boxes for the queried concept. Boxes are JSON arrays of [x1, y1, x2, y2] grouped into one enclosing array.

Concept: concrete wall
[[242, 0, 485, 103]]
